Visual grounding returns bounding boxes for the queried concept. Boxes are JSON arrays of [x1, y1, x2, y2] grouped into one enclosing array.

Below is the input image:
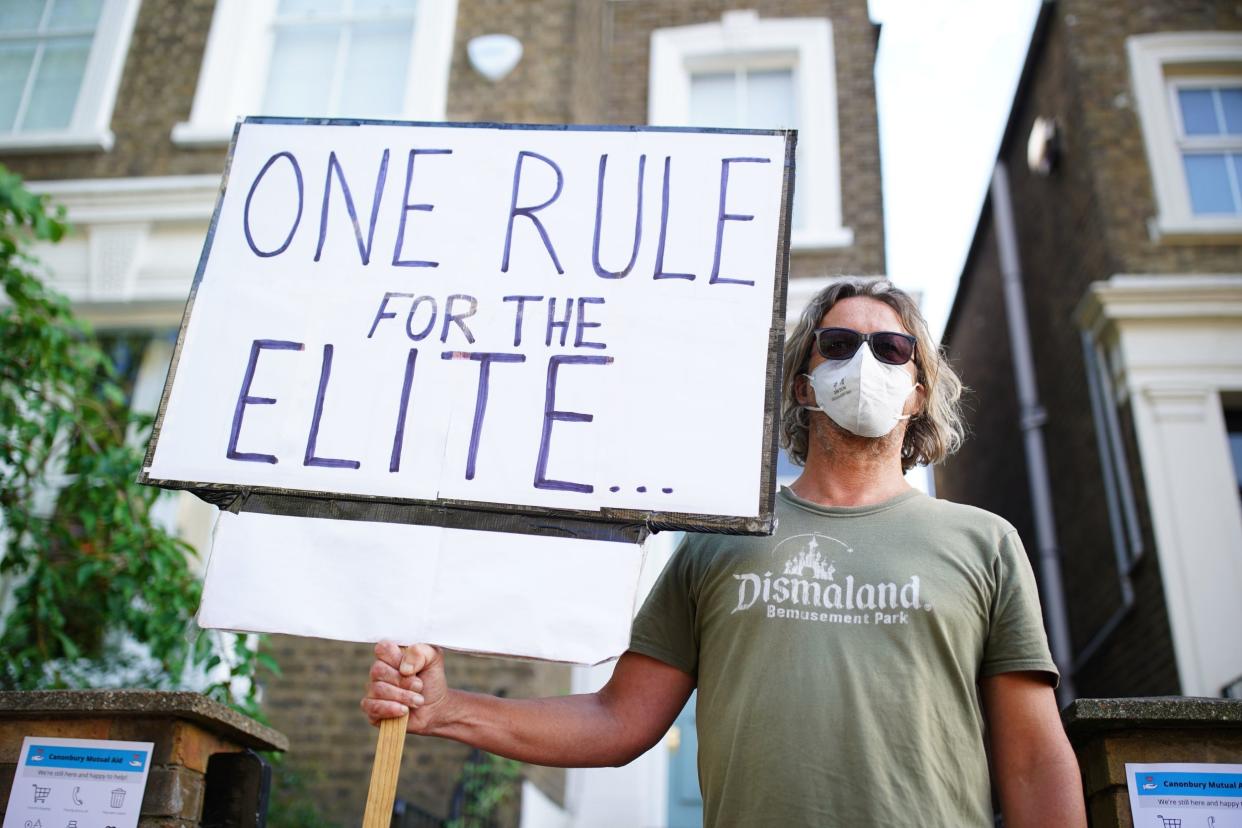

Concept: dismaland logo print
[[732, 533, 932, 626]]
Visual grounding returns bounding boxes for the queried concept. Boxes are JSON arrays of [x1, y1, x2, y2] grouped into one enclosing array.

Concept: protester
[[362, 277, 1087, 826]]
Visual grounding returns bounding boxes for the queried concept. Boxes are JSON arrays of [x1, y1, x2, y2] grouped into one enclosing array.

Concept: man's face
[[799, 296, 923, 419]]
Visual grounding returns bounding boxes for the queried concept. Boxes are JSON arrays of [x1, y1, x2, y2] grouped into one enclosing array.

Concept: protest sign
[[139, 118, 793, 824], [141, 118, 794, 539]]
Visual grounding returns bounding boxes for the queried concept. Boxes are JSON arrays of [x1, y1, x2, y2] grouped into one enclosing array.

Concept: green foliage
[[263, 753, 340, 828], [446, 752, 522, 828], [0, 164, 253, 706]]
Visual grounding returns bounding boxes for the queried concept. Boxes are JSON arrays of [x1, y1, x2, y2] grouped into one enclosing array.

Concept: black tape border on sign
[[138, 117, 794, 542]]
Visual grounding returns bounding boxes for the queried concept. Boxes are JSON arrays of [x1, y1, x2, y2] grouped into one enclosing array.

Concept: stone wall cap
[[0, 690, 289, 752], [1063, 696, 1242, 735]]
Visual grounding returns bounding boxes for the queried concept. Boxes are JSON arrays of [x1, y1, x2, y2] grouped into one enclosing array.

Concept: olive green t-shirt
[[629, 487, 1057, 828]]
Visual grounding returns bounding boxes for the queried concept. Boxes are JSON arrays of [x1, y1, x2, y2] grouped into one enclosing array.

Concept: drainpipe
[[1071, 327, 1143, 672], [989, 162, 1076, 705]]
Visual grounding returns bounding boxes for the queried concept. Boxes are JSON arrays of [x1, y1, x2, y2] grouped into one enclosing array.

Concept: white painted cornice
[[1076, 273, 1242, 334], [28, 175, 222, 224], [21, 176, 221, 317]]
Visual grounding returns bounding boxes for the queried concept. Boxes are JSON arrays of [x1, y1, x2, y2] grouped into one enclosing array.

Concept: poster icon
[[71, 787, 83, 806], [1156, 816, 1182, 828], [109, 788, 126, 808], [31, 785, 50, 804]]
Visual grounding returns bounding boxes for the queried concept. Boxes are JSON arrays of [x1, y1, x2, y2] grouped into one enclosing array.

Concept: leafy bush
[[0, 164, 257, 706]]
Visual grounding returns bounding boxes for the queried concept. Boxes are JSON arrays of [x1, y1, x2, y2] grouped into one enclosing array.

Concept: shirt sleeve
[[980, 530, 1060, 686], [628, 534, 699, 678]]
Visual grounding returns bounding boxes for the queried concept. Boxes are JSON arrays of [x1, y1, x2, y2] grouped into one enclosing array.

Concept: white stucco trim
[[31, 175, 222, 222], [0, 0, 140, 154], [24, 175, 220, 323], [1078, 273, 1242, 697], [1127, 32, 1242, 241], [172, 0, 458, 147], [648, 12, 853, 251]]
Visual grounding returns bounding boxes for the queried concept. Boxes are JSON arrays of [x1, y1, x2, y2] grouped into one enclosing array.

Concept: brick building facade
[[1, 1, 884, 824], [938, 0, 1242, 703]]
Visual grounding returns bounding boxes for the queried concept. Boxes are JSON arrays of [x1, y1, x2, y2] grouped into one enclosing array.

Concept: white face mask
[[803, 346, 916, 438]]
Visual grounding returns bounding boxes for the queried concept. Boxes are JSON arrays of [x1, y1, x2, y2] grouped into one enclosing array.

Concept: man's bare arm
[[362, 641, 695, 768], [981, 671, 1086, 828]]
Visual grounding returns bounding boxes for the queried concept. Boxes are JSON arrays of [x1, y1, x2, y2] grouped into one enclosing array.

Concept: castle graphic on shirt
[[782, 537, 836, 580], [732, 533, 933, 626]]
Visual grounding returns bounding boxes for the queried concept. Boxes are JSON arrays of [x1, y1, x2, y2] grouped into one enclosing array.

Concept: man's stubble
[[808, 411, 904, 464]]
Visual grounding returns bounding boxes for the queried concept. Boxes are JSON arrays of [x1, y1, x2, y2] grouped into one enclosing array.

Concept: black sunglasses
[[813, 327, 917, 366]]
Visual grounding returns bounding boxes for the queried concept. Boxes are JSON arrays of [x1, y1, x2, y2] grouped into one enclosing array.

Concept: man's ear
[[909, 381, 927, 418], [794, 372, 813, 407]]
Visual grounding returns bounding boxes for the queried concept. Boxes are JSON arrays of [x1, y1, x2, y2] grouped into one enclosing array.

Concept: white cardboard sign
[[141, 119, 793, 536], [199, 510, 648, 664]]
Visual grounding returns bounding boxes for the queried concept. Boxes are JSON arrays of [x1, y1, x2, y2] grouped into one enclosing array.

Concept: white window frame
[[1127, 32, 1242, 240], [1168, 77, 1242, 215], [0, 0, 141, 153], [172, 0, 457, 147], [649, 11, 853, 251]]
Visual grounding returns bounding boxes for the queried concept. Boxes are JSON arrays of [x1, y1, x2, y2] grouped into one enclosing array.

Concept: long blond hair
[[780, 277, 965, 472]]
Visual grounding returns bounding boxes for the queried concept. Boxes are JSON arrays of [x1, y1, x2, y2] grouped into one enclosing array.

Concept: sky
[[871, 0, 1045, 339], [867, 0, 1044, 490]]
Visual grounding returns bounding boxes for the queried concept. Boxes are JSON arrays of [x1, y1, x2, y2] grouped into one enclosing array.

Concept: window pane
[[745, 68, 795, 128], [691, 65, 805, 231], [689, 71, 738, 127], [277, 0, 345, 16], [263, 24, 338, 117], [1227, 410, 1242, 500], [1221, 87, 1242, 135], [1183, 153, 1237, 214], [0, 42, 36, 130], [353, 0, 418, 14], [743, 68, 802, 229], [46, 0, 102, 31], [21, 35, 89, 130], [0, 1, 46, 32], [1178, 88, 1219, 136], [339, 21, 411, 118]]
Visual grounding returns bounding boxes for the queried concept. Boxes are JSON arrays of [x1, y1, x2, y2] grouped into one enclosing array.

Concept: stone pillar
[[0, 690, 287, 828], [1063, 697, 1242, 827]]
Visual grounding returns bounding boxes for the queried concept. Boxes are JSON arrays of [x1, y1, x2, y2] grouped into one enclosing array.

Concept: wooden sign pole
[[362, 647, 411, 827], [362, 713, 409, 825]]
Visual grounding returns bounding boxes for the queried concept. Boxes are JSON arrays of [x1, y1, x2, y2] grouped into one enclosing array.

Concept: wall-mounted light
[[1027, 116, 1060, 176], [467, 34, 523, 82]]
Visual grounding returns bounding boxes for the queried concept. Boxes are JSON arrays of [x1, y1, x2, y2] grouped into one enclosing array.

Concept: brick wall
[[449, 0, 584, 124], [1061, 0, 1242, 276]]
